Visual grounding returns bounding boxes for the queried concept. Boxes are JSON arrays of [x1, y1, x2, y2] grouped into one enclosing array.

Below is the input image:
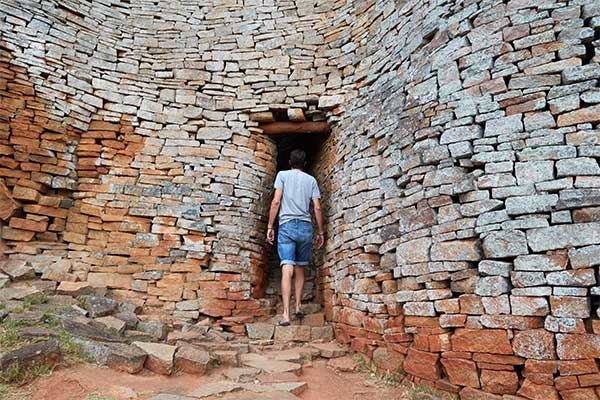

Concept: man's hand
[[266, 228, 275, 245], [315, 233, 324, 249]]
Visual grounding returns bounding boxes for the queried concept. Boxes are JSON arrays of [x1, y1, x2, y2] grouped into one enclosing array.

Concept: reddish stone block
[[473, 353, 525, 365], [557, 334, 600, 360], [440, 357, 480, 388], [480, 369, 519, 395], [451, 329, 513, 354], [560, 388, 598, 400], [559, 359, 599, 376], [415, 334, 430, 351], [525, 359, 559, 374], [1, 227, 35, 241], [403, 348, 441, 381], [579, 373, 600, 387], [429, 333, 451, 352], [555, 375, 579, 391], [512, 329, 556, 360], [517, 379, 559, 400]]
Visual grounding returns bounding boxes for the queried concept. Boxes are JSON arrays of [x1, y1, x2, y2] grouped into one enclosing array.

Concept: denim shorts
[[277, 219, 313, 266]]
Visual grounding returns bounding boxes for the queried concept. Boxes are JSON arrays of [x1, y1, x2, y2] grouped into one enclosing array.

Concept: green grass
[[22, 293, 48, 309], [0, 362, 53, 385], [0, 312, 94, 388]]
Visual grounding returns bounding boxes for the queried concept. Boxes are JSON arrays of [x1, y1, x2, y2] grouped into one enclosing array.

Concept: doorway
[[264, 130, 330, 303]]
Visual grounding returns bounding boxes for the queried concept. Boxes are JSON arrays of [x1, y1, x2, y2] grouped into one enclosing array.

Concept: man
[[266, 149, 324, 326]]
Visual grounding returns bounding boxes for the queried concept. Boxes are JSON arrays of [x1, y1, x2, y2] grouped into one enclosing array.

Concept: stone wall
[[321, 0, 600, 398], [2, 0, 600, 398], [0, 0, 339, 325]]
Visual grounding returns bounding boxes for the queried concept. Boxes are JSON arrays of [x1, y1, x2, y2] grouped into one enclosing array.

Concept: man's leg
[[281, 264, 294, 323], [293, 265, 304, 313]]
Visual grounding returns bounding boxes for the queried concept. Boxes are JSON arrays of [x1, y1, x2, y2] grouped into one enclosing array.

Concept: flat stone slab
[[327, 355, 359, 372], [190, 381, 242, 398], [56, 281, 93, 296], [309, 342, 347, 358], [270, 349, 303, 363], [223, 367, 261, 382], [0, 287, 40, 301], [0, 340, 62, 370], [133, 341, 176, 375], [95, 316, 127, 333], [62, 319, 124, 343], [0, 259, 35, 280], [242, 358, 302, 375]]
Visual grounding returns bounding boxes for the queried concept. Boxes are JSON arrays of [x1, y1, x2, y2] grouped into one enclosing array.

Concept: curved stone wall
[[322, 0, 600, 398], [2, 0, 600, 398], [0, 0, 337, 324]]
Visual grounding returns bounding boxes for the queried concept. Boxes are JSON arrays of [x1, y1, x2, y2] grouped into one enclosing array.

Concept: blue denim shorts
[[277, 219, 313, 266]]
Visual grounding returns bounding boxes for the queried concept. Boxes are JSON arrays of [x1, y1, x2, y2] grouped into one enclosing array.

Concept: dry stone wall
[[321, 0, 600, 398], [2, 0, 600, 398], [0, 0, 339, 328]]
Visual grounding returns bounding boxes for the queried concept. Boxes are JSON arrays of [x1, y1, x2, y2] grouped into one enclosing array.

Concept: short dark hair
[[289, 149, 306, 168]]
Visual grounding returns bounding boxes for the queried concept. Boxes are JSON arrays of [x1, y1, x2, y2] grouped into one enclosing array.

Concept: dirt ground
[[4, 360, 411, 400]]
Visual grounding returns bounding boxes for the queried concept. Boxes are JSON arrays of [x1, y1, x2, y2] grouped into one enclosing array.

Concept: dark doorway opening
[[265, 131, 330, 303]]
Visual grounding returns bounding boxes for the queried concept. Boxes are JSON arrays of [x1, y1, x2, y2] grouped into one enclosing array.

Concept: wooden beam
[[259, 121, 331, 135]]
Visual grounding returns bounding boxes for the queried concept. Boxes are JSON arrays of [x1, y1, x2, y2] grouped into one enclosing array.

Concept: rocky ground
[[0, 268, 451, 400]]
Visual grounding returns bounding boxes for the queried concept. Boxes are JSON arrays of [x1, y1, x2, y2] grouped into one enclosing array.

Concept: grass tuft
[[0, 362, 53, 385], [406, 383, 459, 400]]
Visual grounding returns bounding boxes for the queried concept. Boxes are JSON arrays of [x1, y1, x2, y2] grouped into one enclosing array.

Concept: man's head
[[289, 149, 306, 169]]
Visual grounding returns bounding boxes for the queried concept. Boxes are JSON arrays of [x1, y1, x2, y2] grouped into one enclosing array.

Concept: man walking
[[266, 149, 324, 326]]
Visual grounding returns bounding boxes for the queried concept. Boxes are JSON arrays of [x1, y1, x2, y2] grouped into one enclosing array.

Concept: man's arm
[[266, 188, 283, 244], [313, 198, 324, 249]]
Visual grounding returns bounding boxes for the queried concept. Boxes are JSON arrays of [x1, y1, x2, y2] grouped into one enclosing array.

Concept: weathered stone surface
[[451, 329, 513, 354], [512, 329, 556, 360], [0, 259, 35, 280], [431, 240, 481, 261], [132, 342, 176, 375], [403, 348, 441, 381], [483, 230, 529, 258], [245, 322, 275, 340], [527, 223, 600, 252], [441, 357, 480, 388], [396, 237, 431, 264], [0, 340, 62, 370], [105, 343, 147, 374], [190, 381, 242, 398], [274, 325, 311, 342], [480, 369, 518, 395], [174, 345, 210, 374], [79, 295, 118, 318], [310, 342, 347, 359]]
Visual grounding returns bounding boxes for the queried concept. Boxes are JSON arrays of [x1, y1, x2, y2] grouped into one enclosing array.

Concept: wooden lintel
[[259, 121, 331, 135]]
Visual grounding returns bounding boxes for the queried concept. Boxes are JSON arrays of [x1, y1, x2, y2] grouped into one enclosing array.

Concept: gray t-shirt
[[274, 169, 321, 226]]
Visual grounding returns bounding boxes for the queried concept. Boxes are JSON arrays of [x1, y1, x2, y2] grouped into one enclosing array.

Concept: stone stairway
[[0, 269, 346, 399]]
